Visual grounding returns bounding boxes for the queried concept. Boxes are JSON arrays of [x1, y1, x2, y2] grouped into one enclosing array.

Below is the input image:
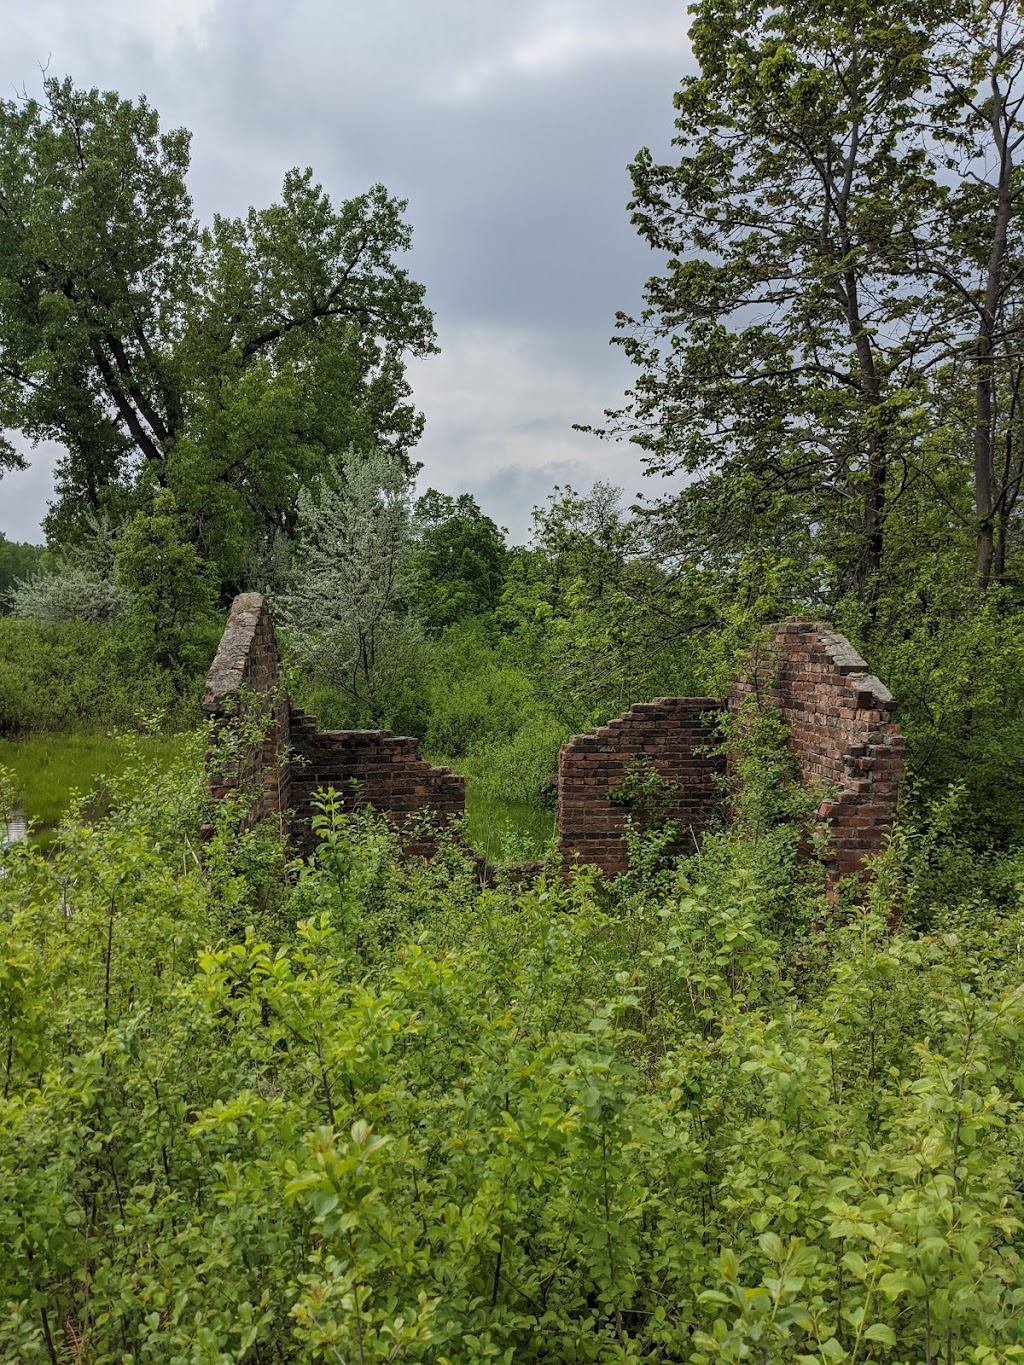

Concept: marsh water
[[2, 805, 26, 847]]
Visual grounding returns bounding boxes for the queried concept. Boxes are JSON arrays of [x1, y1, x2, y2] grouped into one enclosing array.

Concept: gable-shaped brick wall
[[202, 592, 291, 827], [728, 619, 905, 880], [557, 698, 725, 874], [204, 598, 903, 880], [204, 594, 464, 852]]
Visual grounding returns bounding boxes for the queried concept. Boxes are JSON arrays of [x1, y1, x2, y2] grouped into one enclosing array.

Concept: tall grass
[[462, 785, 556, 862], [2, 728, 557, 859], [0, 732, 190, 838]]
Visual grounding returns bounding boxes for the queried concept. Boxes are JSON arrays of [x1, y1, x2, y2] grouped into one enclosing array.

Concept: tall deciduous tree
[[412, 490, 508, 632], [911, 0, 1024, 585], [115, 491, 216, 672], [602, 0, 1024, 599], [0, 78, 436, 586], [500, 483, 718, 728]]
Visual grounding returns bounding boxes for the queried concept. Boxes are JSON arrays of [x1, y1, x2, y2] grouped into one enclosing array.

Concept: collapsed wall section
[[202, 597, 902, 882], [728, 618, 905, 879], [289, 708, 464, 856], [202, 592, 291, 827], [203, 593, 464, 851], [558, 698, 725, 874]]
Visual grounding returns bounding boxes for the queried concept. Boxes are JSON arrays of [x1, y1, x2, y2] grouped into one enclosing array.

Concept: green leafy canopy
[[0, 77, 437, 588]]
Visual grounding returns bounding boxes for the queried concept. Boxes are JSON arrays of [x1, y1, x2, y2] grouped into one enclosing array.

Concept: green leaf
[[878, 1272, 912, 1301], [719, 1249, 741, 1282], [820, 1339, 848, 1362]]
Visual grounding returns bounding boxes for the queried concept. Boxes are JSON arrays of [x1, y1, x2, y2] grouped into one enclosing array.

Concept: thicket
[[5, 40, 1024, 844], [3, 10, 1024, 1359], [2, 725, 1023, 1363], [0, 534, 46, 607], [0, 617, 207, 736], [0, 500, 226, 736]]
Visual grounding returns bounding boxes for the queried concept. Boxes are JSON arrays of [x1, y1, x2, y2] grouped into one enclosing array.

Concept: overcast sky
[[0, 0, 694, 544]]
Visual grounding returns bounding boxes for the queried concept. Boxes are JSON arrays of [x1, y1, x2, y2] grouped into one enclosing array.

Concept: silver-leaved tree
[[283, 446, 421, 721]]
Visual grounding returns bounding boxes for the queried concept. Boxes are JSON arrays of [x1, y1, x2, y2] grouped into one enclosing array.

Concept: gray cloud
[[0, 0, 693, 544], [408, 323, 651, 542]]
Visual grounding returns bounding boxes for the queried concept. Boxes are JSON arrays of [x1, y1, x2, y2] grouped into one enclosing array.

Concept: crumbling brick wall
[[557, 698, 726, 874], [204, 598, 902, 880], [728, 618, 905, 880], [203, 592, 291, 828], [289, 708, 464, 856], [204, 593, 464, 851]]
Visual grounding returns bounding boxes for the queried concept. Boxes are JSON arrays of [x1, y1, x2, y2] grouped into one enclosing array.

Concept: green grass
[[419, 750, 559, 862], [463, 789, 556, 863], [0, 732, 189, 840], [0, 732, 557, 860], [445, 773, 556, 863]]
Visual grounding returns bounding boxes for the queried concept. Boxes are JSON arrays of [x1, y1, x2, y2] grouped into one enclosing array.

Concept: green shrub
[[840, 580, 1024, 846], [0, 616, 215, 735], [0, 730, 191, 836], [0, 533, 47, 611], [3, 743, 1024, 1361]]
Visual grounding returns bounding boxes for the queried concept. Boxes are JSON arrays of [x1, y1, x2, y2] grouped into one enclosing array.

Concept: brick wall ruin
[[557, 698, 725, 874], [555, 620, 904, 880], [203, 593, 291, 827], [204, 593, 463, 851], [728, 618, 905, 881], [204, 596, 903, 881], [288, 708, 464, 856]]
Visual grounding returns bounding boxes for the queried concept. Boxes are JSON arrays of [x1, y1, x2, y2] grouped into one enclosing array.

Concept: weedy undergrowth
[[0, 738, 1022, 1362]]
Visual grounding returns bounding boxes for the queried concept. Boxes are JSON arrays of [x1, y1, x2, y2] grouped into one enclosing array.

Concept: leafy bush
[[0, 616, 213, 735], [115, 490, 219, 674], [456, 714, 566, 807], [7, 510, 128, 623], [8, 561, 130, 623], [419, 622, 567, 807], [837, 575, 1024, 847], [421, 624, 536, 757], [2, 734, 1024, 1361], [0, 533, 47, 611]]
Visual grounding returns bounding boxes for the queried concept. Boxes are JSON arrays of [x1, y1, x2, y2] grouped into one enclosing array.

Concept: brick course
[[205, 598, 903, 881], [558, 698, 725, 874], [288, 707, 464, 856], [204, 593, 463, 853], [202, 592, 290, 828], [727, 618, 905, 881]]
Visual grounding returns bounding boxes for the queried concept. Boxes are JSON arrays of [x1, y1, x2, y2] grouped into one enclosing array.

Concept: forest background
[[4, 3, 1024, 850]]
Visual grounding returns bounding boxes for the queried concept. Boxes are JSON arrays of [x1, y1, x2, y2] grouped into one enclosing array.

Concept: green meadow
[[0, 732, 189, 841]]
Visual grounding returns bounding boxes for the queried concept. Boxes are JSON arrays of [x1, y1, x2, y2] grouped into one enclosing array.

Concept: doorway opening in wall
[[430, 761, 558, 865]]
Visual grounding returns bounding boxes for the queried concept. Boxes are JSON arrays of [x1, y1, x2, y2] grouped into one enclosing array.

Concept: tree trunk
[[973, 61, 1013, 591], [975, 331, 996, 589], [842, 265, 887, 610]]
